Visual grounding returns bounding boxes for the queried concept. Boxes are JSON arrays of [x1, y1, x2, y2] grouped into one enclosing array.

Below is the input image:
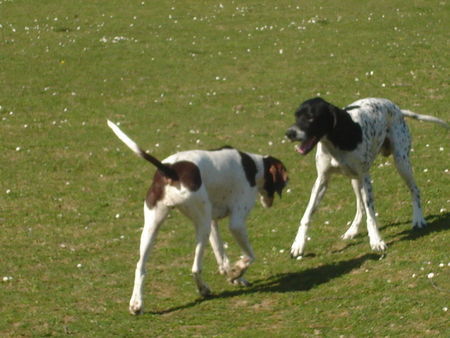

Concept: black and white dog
[[285, 97, 448, 258], [107, 121, 288, 314]]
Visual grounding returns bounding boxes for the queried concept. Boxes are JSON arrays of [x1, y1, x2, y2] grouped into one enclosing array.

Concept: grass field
[[1, 0, 449, 336]]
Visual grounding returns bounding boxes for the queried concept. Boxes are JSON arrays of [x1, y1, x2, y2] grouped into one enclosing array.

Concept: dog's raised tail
[[107, 120, 178, 180], [401, 110, 449, 129]]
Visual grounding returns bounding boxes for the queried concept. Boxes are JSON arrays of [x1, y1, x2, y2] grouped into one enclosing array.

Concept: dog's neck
[[325, 108, 363, 152], [252, 154, 268, 188]]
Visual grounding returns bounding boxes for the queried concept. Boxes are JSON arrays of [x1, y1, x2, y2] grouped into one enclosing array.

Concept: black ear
[[330, 106, 338, 129], [313, 98, 339, 134]]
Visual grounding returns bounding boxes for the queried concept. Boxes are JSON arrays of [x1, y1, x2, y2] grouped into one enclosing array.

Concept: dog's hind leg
[[361, 175, 387, 251], [342, 178, 366, 240], [393, 152, 426, 229], [129, 202, 169, 315], [192, 219, 213, 297], [209, 220, 231, 275], [180, 197, 213, 297]]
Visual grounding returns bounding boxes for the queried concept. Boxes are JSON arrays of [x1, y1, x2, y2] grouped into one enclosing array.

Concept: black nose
[[285, 128, 296, 140]]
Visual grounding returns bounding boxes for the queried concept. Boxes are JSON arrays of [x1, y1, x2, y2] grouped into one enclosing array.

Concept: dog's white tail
[[107, 120, 178, 179], [401, 110, 449, 129], [107, 120, 143, 156]]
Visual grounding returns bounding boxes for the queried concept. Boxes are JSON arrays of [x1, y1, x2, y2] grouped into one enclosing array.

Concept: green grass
[[1, 0, 449, 336]]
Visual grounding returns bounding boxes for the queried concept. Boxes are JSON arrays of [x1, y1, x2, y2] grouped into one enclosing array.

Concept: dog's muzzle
[[260, 195, 274, 208], [285, 126, 306, 142]]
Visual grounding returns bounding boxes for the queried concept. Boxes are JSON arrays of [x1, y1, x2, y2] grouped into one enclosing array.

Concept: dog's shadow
[[386, 212, 450, 246], [147, 212, 449, 316], [147, 253, 379, 315], [333, 212, 450, 251]]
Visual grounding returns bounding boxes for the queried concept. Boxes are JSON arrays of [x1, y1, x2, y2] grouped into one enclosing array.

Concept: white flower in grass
[[427, 272, 435, 279], [77, 264, 82, 268]]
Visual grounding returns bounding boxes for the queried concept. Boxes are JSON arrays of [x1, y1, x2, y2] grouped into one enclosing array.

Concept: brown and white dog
[[107, 121, 288, 315]]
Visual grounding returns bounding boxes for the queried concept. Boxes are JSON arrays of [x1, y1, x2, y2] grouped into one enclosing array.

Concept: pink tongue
[[296, 137, 317, 155]]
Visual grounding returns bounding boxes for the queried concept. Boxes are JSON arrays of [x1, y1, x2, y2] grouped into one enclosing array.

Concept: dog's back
[[162, 148, 262, 217], [340, 98, 407, 168]]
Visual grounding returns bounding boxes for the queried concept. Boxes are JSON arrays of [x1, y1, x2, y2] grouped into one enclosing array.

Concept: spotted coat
[[285, 97, 447, 258]]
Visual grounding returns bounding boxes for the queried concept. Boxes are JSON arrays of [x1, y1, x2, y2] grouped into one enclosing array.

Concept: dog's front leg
[[342, 178, 366, 240], [209, 220, 231, 275], [361, 175, 387, 252], [227, 215, 255, 285], [129, 203, 169, 315], [291, 174, 329, 258]]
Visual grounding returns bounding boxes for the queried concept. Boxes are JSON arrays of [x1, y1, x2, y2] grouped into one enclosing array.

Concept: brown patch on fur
[[171, 161, 202, 191], [146, 170, 166, 208], [146, 161, 202, 208]]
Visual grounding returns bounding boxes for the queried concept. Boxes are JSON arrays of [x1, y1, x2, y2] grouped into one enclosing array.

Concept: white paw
[[370, 240, 387, 252], [342, 222, 360, 240], [341, 230, 357, 240], [290, 241, 305, 258], [129, 299, 143, 315], [227, 258, 251, 281], [232, 277, 251, 287]]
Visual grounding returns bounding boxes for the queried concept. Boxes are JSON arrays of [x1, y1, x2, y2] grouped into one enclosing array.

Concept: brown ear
[[269, 163, 288, 197]]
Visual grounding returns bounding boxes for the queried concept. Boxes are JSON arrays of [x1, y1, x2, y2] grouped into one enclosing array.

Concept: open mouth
[[295, 136, 319, 155]]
